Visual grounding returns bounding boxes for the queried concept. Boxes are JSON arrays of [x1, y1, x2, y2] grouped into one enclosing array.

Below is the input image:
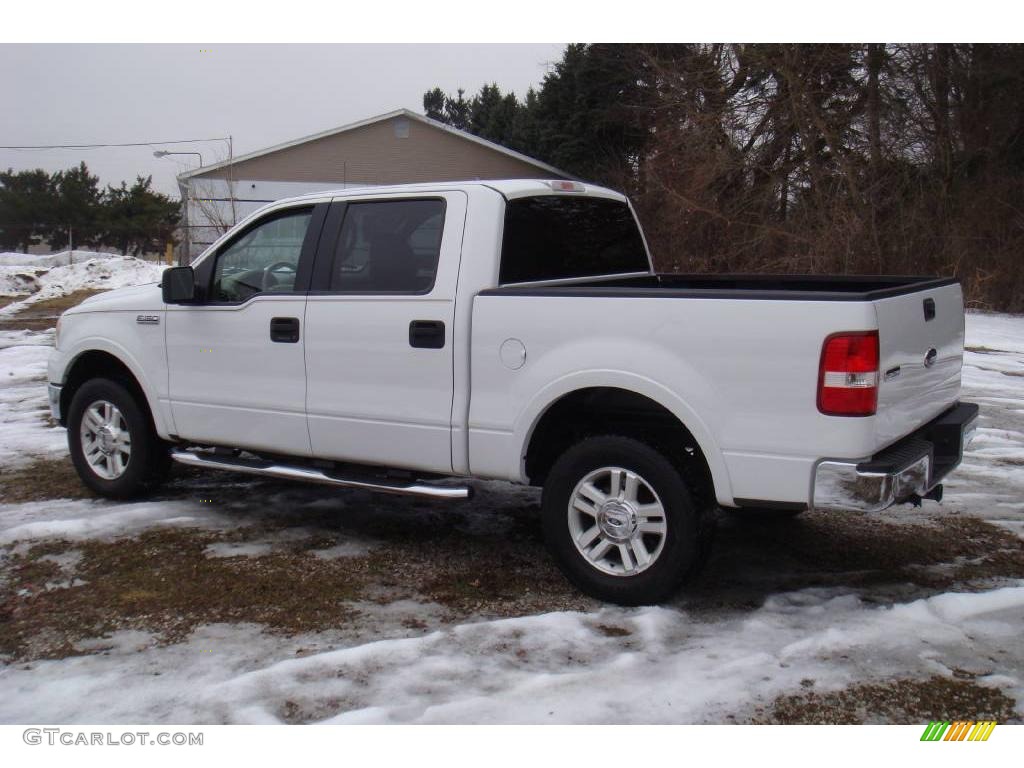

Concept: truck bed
[[481, 274, 959, 301], [470, 271, 965, 506]]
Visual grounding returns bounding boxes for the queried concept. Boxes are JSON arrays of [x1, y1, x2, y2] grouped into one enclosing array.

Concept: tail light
[[817, 331, 879, 416]]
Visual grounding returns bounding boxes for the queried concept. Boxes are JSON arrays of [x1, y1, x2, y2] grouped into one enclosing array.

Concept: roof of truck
[[277, 179, 629, 205]]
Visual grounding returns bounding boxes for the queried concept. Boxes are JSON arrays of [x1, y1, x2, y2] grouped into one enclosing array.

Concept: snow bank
[[0, 266, 48, 297], [0, 257, 164, 315], [0, 250, 119, 269]]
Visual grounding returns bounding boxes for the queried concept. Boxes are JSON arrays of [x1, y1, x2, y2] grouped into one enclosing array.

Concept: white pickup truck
[[48, 180, 978, 604]]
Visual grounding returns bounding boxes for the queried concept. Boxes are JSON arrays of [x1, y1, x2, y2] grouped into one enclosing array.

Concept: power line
[[0, 137, 230, 150]]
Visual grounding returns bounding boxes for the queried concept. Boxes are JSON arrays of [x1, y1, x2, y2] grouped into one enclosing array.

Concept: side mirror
[[162, 266, 196, 304]]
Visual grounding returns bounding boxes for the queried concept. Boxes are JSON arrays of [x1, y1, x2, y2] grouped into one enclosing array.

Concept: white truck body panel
[[468, 294, 882, 506], [873, 282, 965, 447], [166, 294, 312, 456]]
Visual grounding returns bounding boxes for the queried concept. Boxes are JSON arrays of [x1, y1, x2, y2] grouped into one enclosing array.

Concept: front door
[[304, 192, 467, 473], [166, 203, 326, 456]]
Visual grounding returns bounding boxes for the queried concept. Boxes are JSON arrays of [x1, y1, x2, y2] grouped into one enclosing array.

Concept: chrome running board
[[170, 449, 472, 500]]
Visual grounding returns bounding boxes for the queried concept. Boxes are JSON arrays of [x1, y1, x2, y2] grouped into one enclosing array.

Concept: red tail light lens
[[817, 331, 879, 416]]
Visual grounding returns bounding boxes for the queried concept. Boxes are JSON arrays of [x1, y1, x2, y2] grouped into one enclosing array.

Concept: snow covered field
[[0, 261, 1021, 724]]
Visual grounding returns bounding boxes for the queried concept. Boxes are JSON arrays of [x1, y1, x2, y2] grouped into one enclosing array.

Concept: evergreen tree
[[47, 162, 104, 250], [103, 175, 180, 257], [0, 168, 56, 252], [470, 83, 519, 145], [423, 88, 446, 121], [443, 88, 471, 131]]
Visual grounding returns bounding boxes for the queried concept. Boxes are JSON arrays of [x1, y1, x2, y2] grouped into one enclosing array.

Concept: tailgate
[[873, 282, 964, 449]]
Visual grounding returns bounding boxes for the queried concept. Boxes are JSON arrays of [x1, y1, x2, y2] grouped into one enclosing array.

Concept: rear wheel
[[67, 378, 171, 498], [541, 435, 709, 605]]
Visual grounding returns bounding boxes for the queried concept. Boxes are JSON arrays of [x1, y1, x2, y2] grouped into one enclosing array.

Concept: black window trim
[[194, 202, 328, 306], [308, 196, 448, 296]]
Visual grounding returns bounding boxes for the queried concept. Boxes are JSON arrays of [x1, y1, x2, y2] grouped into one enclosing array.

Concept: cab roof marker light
[[545, 180, 585, 192]]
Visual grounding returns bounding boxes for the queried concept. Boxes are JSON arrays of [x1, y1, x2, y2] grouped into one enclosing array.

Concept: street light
[[154, 136, 234, 265], [153, 150, 204, 166]]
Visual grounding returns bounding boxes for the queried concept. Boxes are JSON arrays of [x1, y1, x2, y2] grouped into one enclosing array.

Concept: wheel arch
[[60, 348, 167, 437], [520, 379, 732, 506]]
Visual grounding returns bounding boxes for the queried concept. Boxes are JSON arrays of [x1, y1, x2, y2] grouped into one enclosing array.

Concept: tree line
[[425, 44, 1024, 312], [0, 162, 180, 257]]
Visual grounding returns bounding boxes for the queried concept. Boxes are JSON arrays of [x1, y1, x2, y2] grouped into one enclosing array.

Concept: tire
[[541, 435, 709, 605], [67, 377, 171, 499]]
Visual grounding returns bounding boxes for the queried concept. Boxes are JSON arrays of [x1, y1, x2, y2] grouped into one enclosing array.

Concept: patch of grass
[[354, 525, 591, 617], [0, 458, 92, 504], [751, 676, 1021, 724], [0, 289, 103, 331], [0, 499, 590, 661], [595, 624, 632, 638], [0, 529, 364, 660]]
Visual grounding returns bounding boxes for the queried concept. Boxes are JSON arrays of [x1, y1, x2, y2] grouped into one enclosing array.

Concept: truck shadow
[[681, 508, 1024, 612]]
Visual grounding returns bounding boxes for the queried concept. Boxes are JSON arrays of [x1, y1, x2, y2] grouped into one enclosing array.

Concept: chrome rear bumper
[[812, 402, 979, 513]]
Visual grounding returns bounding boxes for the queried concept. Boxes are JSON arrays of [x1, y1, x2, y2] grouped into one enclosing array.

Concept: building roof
[[178, 108, 576, 183]]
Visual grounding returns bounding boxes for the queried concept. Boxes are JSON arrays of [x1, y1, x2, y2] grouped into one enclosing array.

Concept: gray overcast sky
[[0, 43, 565, 196]]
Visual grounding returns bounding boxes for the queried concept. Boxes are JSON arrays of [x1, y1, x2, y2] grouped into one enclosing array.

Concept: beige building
[[177, 108, 572, 259]]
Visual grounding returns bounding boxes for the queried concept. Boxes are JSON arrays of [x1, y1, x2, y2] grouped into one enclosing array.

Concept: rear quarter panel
[[469, 294, 880, 506]]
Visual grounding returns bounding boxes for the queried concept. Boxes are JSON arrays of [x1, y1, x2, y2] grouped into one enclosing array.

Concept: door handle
[[270, 317, 300, 343], [409, 320, 445, 349]]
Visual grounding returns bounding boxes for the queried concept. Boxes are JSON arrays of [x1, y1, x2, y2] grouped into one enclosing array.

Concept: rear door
[[303, 191, 467, 473], [873, 281, 965, 448]]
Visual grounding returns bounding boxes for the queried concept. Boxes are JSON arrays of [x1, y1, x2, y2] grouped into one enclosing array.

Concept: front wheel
[[541, 435, 708, 605], [67, 378, 171, 498]]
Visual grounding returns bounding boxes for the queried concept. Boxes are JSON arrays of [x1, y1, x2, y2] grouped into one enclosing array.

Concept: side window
[[329, 199, 445, 293], [211, 208, 313, 303]]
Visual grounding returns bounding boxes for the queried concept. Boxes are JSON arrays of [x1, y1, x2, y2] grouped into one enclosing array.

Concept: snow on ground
[[1, 583, 1021, 724], [0, 250, 163, 316], [0, 328, 66, 467], [944, 313, 1024, 538], [0, 310, 1021, 723]]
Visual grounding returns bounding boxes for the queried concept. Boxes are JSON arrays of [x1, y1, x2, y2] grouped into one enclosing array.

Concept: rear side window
[[499, 195, 649, 284], [329, 199, 445, 293]]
